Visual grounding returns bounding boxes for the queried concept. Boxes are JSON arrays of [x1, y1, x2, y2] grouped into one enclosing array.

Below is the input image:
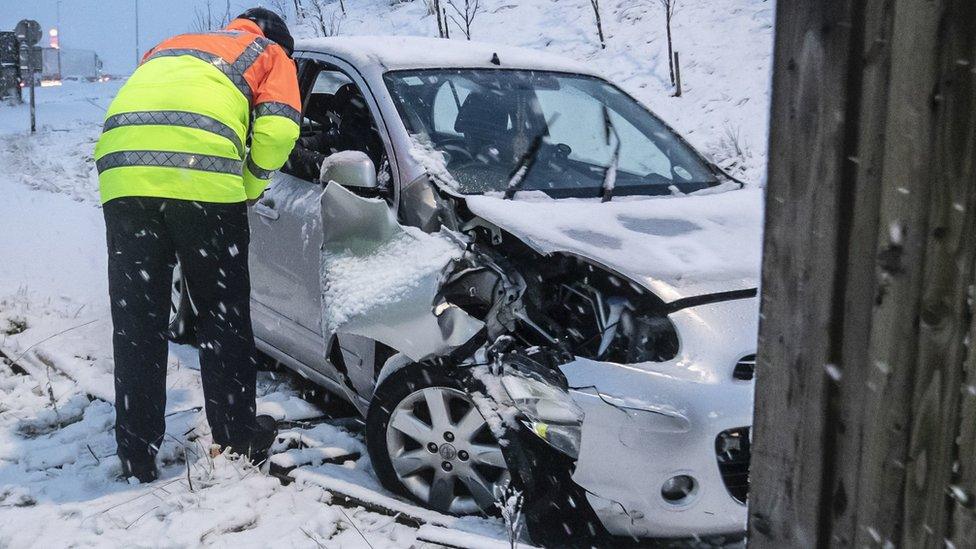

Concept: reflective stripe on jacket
[[95, 19, 301, 204]]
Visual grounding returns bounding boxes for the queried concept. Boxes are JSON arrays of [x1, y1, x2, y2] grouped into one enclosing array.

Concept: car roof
[[294, 35, 600, 76]]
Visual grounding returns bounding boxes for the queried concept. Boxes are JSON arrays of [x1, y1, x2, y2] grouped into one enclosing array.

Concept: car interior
[[283, 63, 391, 190]]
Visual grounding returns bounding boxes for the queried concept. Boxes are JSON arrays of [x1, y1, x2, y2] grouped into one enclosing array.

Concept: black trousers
[[103, 197, 258, 471]]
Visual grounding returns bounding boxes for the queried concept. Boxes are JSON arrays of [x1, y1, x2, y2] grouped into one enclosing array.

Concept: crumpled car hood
[[464, 186, 763, 303]]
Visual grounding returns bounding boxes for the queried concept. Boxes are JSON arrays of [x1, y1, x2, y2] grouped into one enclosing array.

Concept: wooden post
[[752, 0, 976, 547], [673, 51, 681, 97]]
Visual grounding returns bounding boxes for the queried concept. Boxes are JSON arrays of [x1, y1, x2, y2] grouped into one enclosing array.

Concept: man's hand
[[246, 191, 264, 207]]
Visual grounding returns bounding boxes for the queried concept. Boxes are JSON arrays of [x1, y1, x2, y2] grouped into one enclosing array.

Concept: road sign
[[14, 20, 42, 46], [14, 20, 40, 133]]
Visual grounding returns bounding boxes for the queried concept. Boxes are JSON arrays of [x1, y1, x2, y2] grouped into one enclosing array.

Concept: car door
[[249, 56, 330, 369], [249, 56, 398, 385]]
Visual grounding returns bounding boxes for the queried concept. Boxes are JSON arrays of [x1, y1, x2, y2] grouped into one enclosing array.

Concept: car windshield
[[384, 69, 720, 197]]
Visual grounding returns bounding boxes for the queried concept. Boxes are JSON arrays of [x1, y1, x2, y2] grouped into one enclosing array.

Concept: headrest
[[455, 91, 510, 136], [334, 83, 367, 116]]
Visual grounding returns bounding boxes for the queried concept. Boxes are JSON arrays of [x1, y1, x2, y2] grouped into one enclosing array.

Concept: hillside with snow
[[290, 0, 773, 183]]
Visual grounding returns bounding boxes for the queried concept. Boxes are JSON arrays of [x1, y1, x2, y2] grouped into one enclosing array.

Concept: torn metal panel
[[320, 183, 484, 363], [321, 181, 399, 246], [336, 333, 378, 398], [399, 174, 454, 233]]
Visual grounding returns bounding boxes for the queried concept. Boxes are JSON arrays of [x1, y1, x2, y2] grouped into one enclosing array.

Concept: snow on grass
[[0, 81, 117, 205], [0, 83, 508, 549], [0, 319, 500, 547]]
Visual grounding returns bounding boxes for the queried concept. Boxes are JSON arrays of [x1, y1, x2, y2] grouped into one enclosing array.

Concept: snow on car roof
[[295, 35, 600, 76]]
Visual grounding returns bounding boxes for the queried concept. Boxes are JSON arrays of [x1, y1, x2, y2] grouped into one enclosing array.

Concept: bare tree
[[446, 0, 481, 40], [293, 0, 307, 20], [268, 0, 292, 20], [191, 0, 233, 32], [657, 0, 677, 86], [429, 0, 447, 38], [589, 0, 606, 49], [308, 0, 344, 37]]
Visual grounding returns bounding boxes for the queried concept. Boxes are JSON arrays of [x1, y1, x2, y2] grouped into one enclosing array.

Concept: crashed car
[[169, 36, 761, 544]]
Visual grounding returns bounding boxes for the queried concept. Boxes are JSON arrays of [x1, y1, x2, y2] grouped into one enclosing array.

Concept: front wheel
[[366, 363, 512, 515]]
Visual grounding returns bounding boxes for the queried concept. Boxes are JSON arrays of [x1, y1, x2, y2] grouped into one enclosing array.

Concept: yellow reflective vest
[[95, 19, 301, 204]]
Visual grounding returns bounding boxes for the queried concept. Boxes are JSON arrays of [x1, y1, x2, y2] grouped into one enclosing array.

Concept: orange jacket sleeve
[[243, 43, 302, 199]]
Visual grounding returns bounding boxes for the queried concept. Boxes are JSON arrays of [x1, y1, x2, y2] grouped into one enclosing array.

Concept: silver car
[[169, 36, 759, 544]]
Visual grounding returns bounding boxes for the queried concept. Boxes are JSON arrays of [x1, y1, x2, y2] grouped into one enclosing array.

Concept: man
[[94, 8, 301, 483]]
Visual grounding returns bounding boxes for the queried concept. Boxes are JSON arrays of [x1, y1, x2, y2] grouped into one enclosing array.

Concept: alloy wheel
[[385, 386, 510, 515]]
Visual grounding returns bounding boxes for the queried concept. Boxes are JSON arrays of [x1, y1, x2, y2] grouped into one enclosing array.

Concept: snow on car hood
[[464, 187, 763, 303]]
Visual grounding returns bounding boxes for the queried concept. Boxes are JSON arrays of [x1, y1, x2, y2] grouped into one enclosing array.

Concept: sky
[[0, 0, 268, 75]]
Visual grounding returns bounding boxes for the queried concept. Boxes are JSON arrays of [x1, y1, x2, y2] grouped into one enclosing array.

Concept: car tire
[[167, 262, 196, 346], [505, 426, 612, 547], [367, 360, 611, 545], [366, 362, 514, 517]]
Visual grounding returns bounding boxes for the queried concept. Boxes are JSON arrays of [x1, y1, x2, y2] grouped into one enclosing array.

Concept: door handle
[[253, 201, 279, 220]]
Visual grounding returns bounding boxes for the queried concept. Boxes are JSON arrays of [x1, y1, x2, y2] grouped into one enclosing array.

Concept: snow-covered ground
[[0, 2, 771, 546], [0, 83, 509, 548]]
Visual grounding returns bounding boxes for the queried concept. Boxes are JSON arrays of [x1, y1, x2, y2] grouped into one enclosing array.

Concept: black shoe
[[246, 414, 278, 464], [216, 415, 279, 464], [119, 458, 158, 484]]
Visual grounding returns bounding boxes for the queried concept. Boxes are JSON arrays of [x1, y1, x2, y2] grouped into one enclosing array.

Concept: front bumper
[[558, 298, 757, 538]]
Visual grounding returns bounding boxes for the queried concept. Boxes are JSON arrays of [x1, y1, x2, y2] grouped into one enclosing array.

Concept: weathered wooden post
[[751, 0, 976, 547]]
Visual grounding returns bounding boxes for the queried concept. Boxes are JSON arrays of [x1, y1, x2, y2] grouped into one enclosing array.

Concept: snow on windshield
[[407, 134, 461, 191], [386, 69, 718, 198]]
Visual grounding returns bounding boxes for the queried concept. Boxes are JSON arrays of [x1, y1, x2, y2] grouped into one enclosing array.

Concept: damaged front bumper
[[558, 298, 757, 539]]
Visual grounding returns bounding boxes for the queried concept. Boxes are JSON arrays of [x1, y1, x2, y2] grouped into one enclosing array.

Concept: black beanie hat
[[237, 7, 294, 56]]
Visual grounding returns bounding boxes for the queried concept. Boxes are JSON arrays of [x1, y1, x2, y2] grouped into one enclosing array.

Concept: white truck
[[40, 47, 102, 81]]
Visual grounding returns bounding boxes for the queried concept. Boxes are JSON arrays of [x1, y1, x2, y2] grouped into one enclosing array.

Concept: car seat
[[332, 83, 385, 170], [454, 91, 513, 161]]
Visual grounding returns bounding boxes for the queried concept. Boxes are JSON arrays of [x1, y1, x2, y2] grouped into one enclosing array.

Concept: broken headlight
[[501, 373, 584, 459]]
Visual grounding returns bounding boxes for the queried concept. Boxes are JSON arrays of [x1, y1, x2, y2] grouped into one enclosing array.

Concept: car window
[[283, 64, 392, 189], [311, 71, 353, 95], [432, 80, 472, 136], [386, 69, 717, 197], [535, 85, 672, 178]]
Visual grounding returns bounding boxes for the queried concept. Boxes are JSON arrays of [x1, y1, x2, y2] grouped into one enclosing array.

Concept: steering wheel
[[440, 142, 474, 164]]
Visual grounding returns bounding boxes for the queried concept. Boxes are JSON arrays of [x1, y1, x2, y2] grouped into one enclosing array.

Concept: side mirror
[[319, 151, 377, 190]]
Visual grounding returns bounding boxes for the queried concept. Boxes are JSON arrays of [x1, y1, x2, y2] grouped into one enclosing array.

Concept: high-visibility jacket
[[95, 19, 301, 204]]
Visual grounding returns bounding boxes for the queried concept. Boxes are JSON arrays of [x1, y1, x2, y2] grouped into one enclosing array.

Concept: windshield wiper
[[505, 114, 559, 199], [601, 105, 621, 203]]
